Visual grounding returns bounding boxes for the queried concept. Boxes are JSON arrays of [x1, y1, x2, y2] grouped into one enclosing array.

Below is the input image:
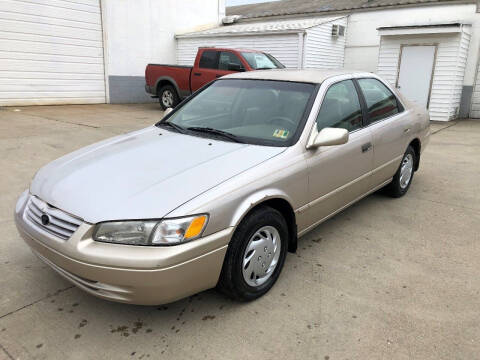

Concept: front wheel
[[217, 206, 288, 301], [385, 145, 416, 198], [158, 85, 179, 110]]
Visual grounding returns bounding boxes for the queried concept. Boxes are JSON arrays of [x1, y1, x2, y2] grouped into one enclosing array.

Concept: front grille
[[24, 195, 82, 240]]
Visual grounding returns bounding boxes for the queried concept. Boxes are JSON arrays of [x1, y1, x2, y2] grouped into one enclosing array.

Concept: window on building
[[316, 80, 363, 132]]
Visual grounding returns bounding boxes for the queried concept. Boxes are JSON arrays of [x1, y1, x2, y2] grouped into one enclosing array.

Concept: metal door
[[397, 45, 436, 108]]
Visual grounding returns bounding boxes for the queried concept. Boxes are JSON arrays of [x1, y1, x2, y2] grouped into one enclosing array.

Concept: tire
[[385, 145, 416, 198], [217, 206, 288, 302], [158, 85, 179, 110]]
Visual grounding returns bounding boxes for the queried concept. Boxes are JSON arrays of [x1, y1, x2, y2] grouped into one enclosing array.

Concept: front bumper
[[15, 192, 232, 305]]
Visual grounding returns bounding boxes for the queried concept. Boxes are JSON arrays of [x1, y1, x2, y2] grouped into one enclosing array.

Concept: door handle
[[193, 72, 201, 76], [215, 74, 222, 78], [361, 142, 372, 153], [404, 128, 411, 133]]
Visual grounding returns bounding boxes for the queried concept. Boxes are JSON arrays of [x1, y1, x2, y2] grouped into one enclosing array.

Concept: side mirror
[[307, 127, 349, 149], [163, 107, 173, 117], [227, 63, 245, 72]]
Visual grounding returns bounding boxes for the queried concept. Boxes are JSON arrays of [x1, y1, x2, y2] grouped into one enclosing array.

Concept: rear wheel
[[385, 145, 416, 198], [217, 206, 288, 301], [158, 85, 179, 110]]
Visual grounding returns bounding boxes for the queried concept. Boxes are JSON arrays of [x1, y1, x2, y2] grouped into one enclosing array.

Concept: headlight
[[93, 215, 208, 246]]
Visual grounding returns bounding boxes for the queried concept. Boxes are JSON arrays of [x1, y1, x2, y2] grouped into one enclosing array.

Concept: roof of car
[[222, 69, 365, 83]]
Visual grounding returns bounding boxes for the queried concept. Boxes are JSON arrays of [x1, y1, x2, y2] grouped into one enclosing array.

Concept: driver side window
[[219, 52, 244, 71], [316, 80, 363, 132]]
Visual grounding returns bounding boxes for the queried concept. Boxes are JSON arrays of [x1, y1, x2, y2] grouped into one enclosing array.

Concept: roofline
[[377, 22, 469, 30], [175, 15, 348, 39], [377, 22, 472, 35], [226, 0, 475, 23], [175, 29, 305, 39]]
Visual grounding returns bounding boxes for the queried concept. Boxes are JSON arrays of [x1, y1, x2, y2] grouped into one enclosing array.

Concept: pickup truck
[[145, 47, 285, 109]]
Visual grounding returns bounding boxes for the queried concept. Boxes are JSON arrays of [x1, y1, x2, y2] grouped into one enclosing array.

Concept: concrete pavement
[[0, 105, 479, 359]]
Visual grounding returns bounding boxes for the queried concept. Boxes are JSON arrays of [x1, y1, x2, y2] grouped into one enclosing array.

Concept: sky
[[226, 0, 278, 6]]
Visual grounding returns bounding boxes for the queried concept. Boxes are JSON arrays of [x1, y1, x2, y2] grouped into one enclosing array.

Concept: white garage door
[[177, 34, 301, 69], [0, 0, 105, 106]]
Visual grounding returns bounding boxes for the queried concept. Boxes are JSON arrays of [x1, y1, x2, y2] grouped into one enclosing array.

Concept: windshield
[[161, 79, 315, 146], [241, 52, 285, 69]]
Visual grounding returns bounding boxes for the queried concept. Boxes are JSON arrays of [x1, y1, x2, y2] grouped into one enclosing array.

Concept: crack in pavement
[[10, 111, 100, 129], [0, 343, 14, 360], [415, 196, 480, 214], [431, 121, 458, 135], [0, 286, 74, 321]]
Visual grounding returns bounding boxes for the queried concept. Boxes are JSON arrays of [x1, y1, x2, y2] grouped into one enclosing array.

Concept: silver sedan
[[14, 69, 430, 305]]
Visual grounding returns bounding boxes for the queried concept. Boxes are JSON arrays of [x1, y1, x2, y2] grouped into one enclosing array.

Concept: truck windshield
[[241, 52, 285, 69], [161, 79, 315, 146]]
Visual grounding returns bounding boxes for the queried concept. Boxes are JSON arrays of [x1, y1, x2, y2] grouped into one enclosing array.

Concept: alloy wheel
[[162, 90, 174, 108]]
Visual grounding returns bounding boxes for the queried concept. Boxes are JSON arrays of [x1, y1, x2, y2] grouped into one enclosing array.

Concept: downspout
[[297, 31, 306, 69], [218, 0, 226, 24], [468, 25, 480, 118], [99, 0, 110, 104]]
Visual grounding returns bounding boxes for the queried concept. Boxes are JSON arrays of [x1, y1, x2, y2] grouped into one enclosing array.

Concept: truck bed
[[145, 64, 193, 97]]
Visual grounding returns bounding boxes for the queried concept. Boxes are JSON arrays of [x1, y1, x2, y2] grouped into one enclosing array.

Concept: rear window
[[357, 78, 400, 123], [198, 50, 218, 69]]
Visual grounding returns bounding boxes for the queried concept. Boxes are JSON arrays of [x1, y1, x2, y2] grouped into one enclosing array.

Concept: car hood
[[30, 126, 285, 223]]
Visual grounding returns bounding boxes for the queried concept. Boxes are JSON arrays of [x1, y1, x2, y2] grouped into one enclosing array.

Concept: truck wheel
[[158, 85, 179, 110]]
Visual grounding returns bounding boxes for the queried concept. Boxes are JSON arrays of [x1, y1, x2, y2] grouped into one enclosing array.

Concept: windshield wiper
[[187, 127, 243, 143], [158, 121, 185, 133]]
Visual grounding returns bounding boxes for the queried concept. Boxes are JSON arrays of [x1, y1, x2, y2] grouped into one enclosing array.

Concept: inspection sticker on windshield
[[273, 129, 289, 139]]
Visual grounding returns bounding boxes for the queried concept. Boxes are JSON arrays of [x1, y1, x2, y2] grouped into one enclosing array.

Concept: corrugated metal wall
[[0, 0, 105, 106], [177, 34, 301, 69], [304, 18, 347, 69], [377, 31, 470, 122]]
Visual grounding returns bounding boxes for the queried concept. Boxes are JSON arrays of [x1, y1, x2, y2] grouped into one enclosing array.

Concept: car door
[[190, 50, 221, 92], [305, 79, 374, 229], [355, 77, 412, 188]]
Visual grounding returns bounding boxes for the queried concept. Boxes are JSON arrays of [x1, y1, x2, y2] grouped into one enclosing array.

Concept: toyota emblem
[[41, 214, 50, 226]]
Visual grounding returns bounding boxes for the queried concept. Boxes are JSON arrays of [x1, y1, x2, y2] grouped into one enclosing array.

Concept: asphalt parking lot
[[0, 104, 479, 360]]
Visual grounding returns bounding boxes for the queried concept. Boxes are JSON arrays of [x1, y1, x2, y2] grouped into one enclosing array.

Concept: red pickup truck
[[145, 47, 285, 109]]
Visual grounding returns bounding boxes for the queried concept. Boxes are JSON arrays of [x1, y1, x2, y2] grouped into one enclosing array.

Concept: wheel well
[[156, 80, 176, 95], [409, 138, 421, 171], [246, 198, 298, 253]]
